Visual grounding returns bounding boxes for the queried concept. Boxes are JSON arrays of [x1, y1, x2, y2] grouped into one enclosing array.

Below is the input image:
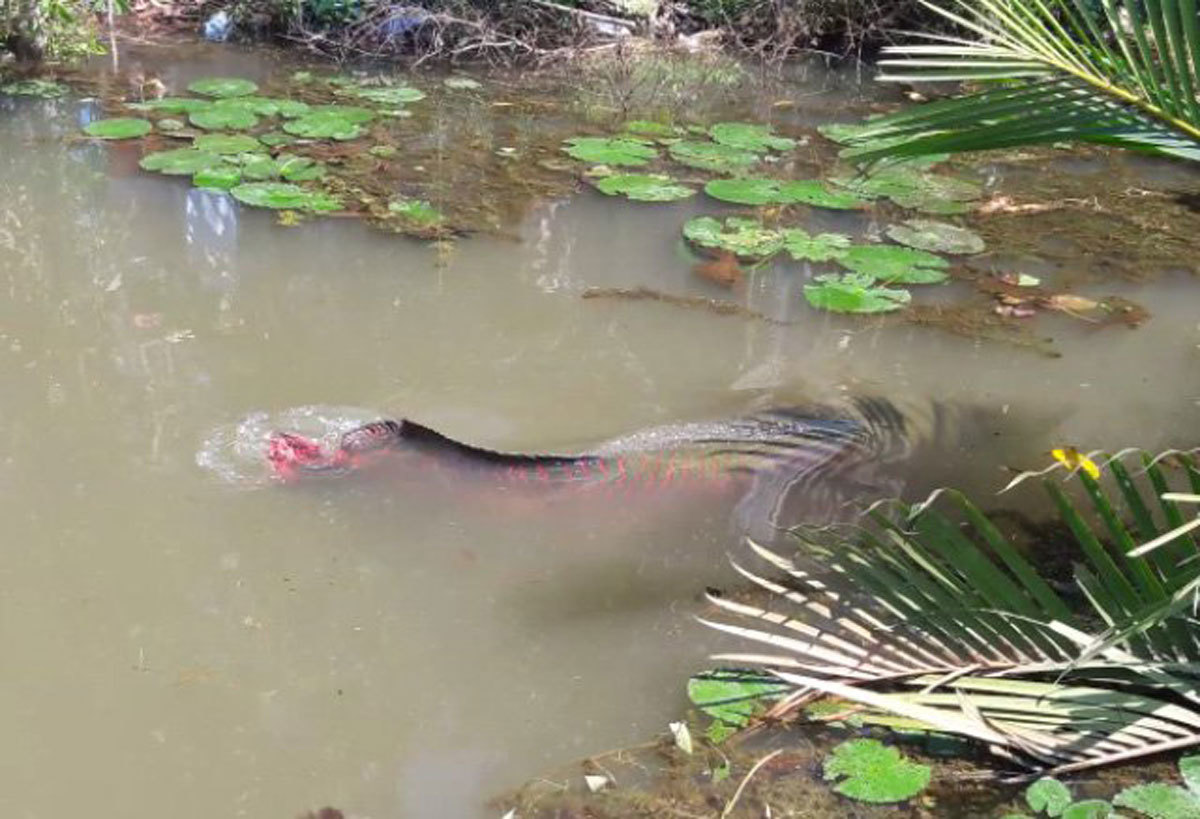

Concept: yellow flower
[[1051, 447, 1100, 479]]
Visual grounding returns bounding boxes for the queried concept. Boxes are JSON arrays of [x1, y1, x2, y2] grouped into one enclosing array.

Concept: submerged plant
[[700, 448, 1200, 774]]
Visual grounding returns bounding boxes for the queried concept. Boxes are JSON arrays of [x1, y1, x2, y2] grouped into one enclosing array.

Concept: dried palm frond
[[701, 448, 1200, 773]]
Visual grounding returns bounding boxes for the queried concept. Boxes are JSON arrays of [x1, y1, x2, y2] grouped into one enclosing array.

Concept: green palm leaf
[[701, 449, 1200, 772], [845, 0, 1200, 163]]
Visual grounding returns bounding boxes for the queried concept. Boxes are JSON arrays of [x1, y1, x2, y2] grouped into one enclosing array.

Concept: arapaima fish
[[265, 397, 961, 536]]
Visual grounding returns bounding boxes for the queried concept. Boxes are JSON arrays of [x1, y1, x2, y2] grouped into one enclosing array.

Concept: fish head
[[267, 431, 340, 480]]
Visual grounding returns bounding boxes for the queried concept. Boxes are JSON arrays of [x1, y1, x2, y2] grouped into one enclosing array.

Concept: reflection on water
[[1, 42, 1199, 819]]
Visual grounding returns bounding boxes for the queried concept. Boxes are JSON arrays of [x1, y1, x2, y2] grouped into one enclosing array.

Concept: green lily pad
[[668, 140, 758, 174], [283, 111, 363, 141], [836, 245, 950, 283], [1182, 756, 1200, 792], [139, 148, 221, 175], [682, 216, 783, 259], [686, 670, 789, 729], [1114, 784, 1200, 819], [892, 193, 975, 214], [279, 155, 325, 182], [804, 273, 912, 314], [231, 182, 340, 212], [1061, 801, 1115, 819], [187, 77, 259, 98], [709, 122, 796, 151], [822, 739, 931, 803], [239, 154, 283, 181], [704, 177, 868, 208], [443, 76, 481, 90], [192, 165, 242, 190], [886, 219, 985, 254], [349, 85, 426, 105], [562, 136, 657, 166], [777, 180, 869, 210], [388, 198, 443, 226], [624, 120, 678, 137], [1027, 778, 1072, 817], [1, 79, 67, 98], [83, 117, 152, 139], [194, 133, 261, 154], [189, 106, 258, 131], [258, 131, 297, 147], [817, 121, 873, 145], [833, 167, 982, 212], [594, 174, 694, 202], [127, 97, 211, 114], [782, 228, 852, 262], [309, 104, 376, 123]]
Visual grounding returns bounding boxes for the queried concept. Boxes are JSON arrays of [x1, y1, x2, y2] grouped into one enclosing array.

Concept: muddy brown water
[[1, 40, 1199, 819]]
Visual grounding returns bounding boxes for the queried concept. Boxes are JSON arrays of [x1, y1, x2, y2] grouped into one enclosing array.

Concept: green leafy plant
[[139, 148, 221, 175], [840, 0, 1200, 164], [668, 140, 759, 173], [782, 228, 852, 262], [594, 174, 695, 202], [83, 117, 151, 139], [186, 77, 258, 98], [823, 738, 932, 803], [803, 273, 913, 313], [1027, 778, 1073, 816], [886, 219, 986, 255], [562, 136, 658, 166], [193, 134, 261, 154], [686, 669, 789, 742], [682, 216, 783, 259], [1114, 755, 1200, 818], [704, 177, 868, 209], [708, 121, 796, 152], [699, 448, 1200, 773], [387, 198, 444, 227], [836, 244, 950, 283], [231, 182, 341, 212]]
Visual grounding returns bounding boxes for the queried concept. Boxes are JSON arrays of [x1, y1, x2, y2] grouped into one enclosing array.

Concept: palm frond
[[845, 0, 1200, 163], [701, 449, 1200, 772]]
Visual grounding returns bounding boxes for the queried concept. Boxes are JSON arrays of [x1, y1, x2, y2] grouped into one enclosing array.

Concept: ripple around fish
[[195, 405, 387, 487]]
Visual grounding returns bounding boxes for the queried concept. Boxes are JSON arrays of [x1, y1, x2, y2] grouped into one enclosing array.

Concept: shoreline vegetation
[[2, 0, 945, 68]]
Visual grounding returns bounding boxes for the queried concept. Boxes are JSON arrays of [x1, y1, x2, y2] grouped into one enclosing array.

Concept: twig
[[720, 749, 782, 819], [528, 0, 638, 31], [581, 286, 787, 324]]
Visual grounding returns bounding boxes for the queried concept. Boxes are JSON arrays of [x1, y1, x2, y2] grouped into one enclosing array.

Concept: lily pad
[[594, 174, 694, 202], [309, 104, 376, 124], [239, 154, 284, 181], [704, 177, 868, 208], [1027, 778, 1072, 817], [349, 85, 426, 105], [139, 148, 221, 175], [709, 122, 796, 152], [782, 228, 852, 262], [822, 739, 931, 802], [1114, 784, 1200, 819], [283, 111, 364, 141], [83, 117, 152, 140], [836, 245, 950, 283], [886, 219, 985, 254], [686, 670, 789, 729], [127, 97, 211, 114], [187, 77, 259, 98], [193, 165, 242, 190], [231, 182, 340, 212], [1, 79, 67, 98], [562, 136, 657, 166], [388, 198, 443, 226], [804, 273, 912, 314], [668, 140, 758, 174], [834, 167, 982, 212], [279, 155, 325, 182], [189, 106, 258, 131], [194, 133, 261, 154], [624, 120, 679, 137], [1061, 801, 1115, 819], [683, 216, 783, 259]]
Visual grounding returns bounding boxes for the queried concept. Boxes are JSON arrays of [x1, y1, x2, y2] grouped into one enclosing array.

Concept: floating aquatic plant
[[822, 739, 931, 803], [189, 106, 258, 131], [1, 78, 67, 98], [1113, 756, 1200, 819], [193, 165, 242, 191], [187, 77, 259, 98], [668, 140, 758, 173], [1027, 778, 1073, 816], [259, 131, 297, 148], [194, 133, 261, 154], [832, 166, 981, 214], [836, 244, 950, 283], [709, 122, 796, 152], [139, 148, 221, 175], [83, 117, 152, 139], [346, 85, 425, 105], [594, 174, 694, 202], [804, 273, 912, 313], [624, 120, 679, 137], [704, 177, 868, 209], [886, 219, 985, 255], [683, 216, 784, 259], [283, 111, 364, 141], [686, 669, 789, 742], [387, 198, 443, 227], [231, 182, 340, 212], [782, 228, 852, 262], [127, 97, 211, 114], [562, 136, 657, 166]]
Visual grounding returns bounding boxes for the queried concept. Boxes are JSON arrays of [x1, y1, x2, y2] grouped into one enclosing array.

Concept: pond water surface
[[2, 40, 1200, 819]]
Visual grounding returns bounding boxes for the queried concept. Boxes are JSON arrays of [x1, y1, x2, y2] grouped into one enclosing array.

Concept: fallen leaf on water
[[692, 250, 744, 288], [584, 774, 610, 792], [1051, 446, 1100, 479], [1046, 294, 1099, 313], [669, 721, 693, 755]]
